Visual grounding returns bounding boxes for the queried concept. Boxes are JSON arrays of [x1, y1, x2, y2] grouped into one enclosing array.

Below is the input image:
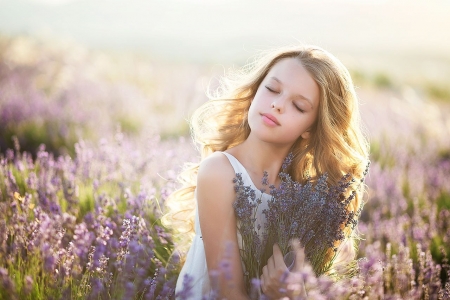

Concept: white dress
[[175, 152, 271, 299]]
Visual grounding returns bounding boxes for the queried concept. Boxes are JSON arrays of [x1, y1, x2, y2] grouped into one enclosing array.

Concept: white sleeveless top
[[175, 152, 271, 299]]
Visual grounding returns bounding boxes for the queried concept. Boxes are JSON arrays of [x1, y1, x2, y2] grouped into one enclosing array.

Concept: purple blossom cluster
[[0, 134, 197, 299], [232, 153, 370, 291], [265, 160, 370, 274]]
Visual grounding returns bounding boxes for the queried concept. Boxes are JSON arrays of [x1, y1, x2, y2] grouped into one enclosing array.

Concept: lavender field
[[1, 35, 450, 299]]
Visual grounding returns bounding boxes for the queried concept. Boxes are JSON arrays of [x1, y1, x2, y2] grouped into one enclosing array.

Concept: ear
[[301, 131, 311, 139]]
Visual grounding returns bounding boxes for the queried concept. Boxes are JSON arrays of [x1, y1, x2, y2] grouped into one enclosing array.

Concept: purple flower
[[0, 267, 16, 295], [175, 274, 195, 299], [234, 156, 370, 290]]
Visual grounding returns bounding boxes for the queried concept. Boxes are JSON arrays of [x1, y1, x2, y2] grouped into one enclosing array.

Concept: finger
[[262, 266, 277, 297], [267, 256, 275, 274], [260, 275, 265, 293], [262, 265, 269, 284], [272, 243, 286, 268], [291, 239, 305, 272]]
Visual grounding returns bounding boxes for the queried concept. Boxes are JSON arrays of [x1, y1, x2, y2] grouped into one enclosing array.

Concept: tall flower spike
[[281, 152, 294, 171]]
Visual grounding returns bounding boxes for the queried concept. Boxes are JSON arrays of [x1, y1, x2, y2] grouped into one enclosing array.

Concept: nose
[[271, 98, 285, 113]]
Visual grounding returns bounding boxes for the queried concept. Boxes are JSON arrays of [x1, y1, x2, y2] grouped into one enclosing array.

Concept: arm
[[197, 152, 249, 299]]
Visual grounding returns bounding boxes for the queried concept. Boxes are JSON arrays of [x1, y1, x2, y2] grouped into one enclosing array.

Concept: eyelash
[[265, 86, 305, 113], [295, 105, 305, 113], [265, 86, 277, 93]]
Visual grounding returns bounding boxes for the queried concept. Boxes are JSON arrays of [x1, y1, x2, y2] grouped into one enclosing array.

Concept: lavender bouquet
[[233, 154, 370, 291]]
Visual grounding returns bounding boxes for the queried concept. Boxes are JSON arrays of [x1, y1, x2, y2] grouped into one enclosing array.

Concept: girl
[[164, 45, 369, 299]]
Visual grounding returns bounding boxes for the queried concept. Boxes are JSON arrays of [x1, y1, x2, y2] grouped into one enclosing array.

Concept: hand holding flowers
[[260, 240, 307, 299]]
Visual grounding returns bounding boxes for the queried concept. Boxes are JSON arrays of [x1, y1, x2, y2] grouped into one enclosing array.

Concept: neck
[[232, 134, 294, 186]]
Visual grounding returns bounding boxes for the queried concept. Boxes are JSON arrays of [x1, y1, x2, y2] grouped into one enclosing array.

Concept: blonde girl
[[164, 45, 369, 299]]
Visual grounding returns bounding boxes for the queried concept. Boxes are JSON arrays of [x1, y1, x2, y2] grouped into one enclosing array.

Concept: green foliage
[[160, 121, 190, 140], [436, 192, 450, 211], [370, 137, 396, 170], [1, 120, 80, 157], [438, 148, 450, 161], [78, 183, 95, 220], [425, 82, 450, 101], [373, 72, 393, 88], [116, 115, 142, 136], [348, 68, 367, 86]]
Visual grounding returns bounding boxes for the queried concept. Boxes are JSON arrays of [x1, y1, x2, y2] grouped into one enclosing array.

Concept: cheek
[[248, 93, 264, 115], [288, 116, 314, 137], [247, 102, 259, 128], [248, 101, 257, 117], [252, 87, 270, 104]]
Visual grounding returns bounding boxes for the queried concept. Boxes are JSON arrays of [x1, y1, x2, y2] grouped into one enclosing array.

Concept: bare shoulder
[[197, 151, 236, 204], [197, 151, 235, 181]]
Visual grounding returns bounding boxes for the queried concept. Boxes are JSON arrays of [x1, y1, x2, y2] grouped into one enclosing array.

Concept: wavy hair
[[163, 45, 370, 272]]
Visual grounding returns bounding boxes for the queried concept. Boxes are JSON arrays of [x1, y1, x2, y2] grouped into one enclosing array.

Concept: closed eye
[[265, 86, 278, 93], [294, 103, 305, 113]]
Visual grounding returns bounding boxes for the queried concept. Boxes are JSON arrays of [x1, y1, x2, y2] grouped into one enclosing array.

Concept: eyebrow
[[269, 76, 314, 108]]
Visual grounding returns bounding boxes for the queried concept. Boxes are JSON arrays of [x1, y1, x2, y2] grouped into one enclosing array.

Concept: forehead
[[267, 57, 309, 79], [266, 57, 320, 105]]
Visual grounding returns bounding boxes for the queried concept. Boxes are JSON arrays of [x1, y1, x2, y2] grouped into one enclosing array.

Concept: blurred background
[[0, 0, 449, 154], [1, 1, 450, 297]]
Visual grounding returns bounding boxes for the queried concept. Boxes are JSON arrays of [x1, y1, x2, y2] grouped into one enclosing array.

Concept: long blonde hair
[[163, 45, 369, 270]]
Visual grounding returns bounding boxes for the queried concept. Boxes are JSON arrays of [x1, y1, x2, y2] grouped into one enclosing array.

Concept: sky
[[1, 0, 450, 67]]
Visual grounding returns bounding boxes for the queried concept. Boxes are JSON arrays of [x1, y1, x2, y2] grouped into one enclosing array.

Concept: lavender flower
[[233, 153, 370, 291], [175, 274, 195, 299], [0, 267, 16, 296], [233, 172, 265, 289]]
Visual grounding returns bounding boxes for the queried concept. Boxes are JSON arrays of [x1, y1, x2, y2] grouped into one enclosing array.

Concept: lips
[[261, 113, 280, 126]]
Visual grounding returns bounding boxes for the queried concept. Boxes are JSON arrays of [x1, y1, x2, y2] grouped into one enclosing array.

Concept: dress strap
[[220, 152, 272, 197], [221, 152, 246, 175], [220, 152, 261, 191]]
